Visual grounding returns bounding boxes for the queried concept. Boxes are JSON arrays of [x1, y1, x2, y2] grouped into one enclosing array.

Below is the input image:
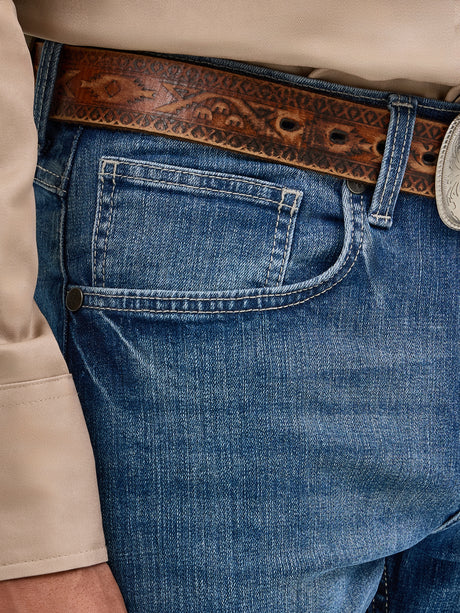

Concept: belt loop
[[33, 41, 63, 154], [368, 94, 417, 229]]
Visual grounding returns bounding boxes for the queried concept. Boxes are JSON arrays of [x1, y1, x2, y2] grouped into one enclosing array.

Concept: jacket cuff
[[0, 374, 108, 580]]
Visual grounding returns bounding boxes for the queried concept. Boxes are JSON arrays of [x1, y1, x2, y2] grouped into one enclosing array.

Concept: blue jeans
[[33, 42, 459, 612]]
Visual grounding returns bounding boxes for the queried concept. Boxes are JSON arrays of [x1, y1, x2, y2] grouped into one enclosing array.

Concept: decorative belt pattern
[[35, 43, 450, 198]]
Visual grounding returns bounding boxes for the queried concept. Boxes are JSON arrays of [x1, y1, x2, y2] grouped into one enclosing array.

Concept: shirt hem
[[0, 546, 108, 581]]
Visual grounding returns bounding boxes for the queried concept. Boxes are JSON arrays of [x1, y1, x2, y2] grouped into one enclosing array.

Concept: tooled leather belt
[[33, 42, 450, 199]]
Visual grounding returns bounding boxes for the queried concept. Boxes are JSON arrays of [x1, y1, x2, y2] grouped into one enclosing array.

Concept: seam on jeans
[[101, 163, 117, 288], [59, 127, 84, 355], [36, 164, 61, 178], [311, 89, 381, 102], [384, 559, 389, 613], [384, 103, 412, 219], [0, 391, 77, 410], [418, 102, 458, 112], [93, 160, 107, 286], [431, 508, 460, 534], [275, 189, 301, 286], [101, 158, 289, 192], [102, 173, 295, 207], [275, 205, 293, 286], [81, 195, 363, 314], [375, 103, 401, 218], [60, 127, 83, 192], [370, 214, 392, 221], [82, 245, 357, 313], [264, 201, 284, 287], [391, 102, 414, 108], [0, 546, 107, 567], [34, 177, 64, 193]]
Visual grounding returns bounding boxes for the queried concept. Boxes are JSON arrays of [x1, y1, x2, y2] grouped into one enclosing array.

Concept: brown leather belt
[[34, 43, 450, 198]]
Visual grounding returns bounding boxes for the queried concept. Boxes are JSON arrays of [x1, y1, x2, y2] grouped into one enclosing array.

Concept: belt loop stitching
[[372, 101, 402, 220], [368, 94, 417, 229], [385, 104, 413, 216]]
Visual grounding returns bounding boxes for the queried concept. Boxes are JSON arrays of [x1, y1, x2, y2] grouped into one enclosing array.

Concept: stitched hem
[[0, 546, 108, 581]]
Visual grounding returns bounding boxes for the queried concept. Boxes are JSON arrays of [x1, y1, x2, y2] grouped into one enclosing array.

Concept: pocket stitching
[[103, 172, 295, 207], [100, 157, 293, 195], [92, 160, 107, 286], [264, 200, 285, 287]]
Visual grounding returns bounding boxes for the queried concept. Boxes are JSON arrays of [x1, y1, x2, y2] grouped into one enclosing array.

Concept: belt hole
[[279, 117, 301, 132], [329, 129, 348, 144], [421, 152, 437, 166], [376, 139, 386, 155]]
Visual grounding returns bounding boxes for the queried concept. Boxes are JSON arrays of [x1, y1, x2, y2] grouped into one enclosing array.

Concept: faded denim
[[34, 41, 460, 612]]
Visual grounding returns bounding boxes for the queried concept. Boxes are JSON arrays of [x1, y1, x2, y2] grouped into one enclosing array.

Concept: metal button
[[346, 179, 366, 194], [65, 287, 84, 312]]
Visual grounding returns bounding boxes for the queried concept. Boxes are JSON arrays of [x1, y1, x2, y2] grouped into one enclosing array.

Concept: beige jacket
[[1, 0, 459, 581]]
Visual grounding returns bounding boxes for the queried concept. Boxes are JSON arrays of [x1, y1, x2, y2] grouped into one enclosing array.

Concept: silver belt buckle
[[435, 114, 460, 230]]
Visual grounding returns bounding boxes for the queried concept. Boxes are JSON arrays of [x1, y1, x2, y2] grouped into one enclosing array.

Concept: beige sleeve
[[0, 0, 107, 580]]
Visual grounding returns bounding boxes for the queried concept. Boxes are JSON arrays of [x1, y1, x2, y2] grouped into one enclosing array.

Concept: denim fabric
[[33, 42, 460, 612]]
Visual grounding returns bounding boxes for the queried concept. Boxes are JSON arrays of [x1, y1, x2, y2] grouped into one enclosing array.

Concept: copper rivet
[[346, 179, 366, 194], [66, 287, 84, 312]]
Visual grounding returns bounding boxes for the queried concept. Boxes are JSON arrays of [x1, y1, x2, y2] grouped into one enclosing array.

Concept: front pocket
[[92, 157, 302, 291], [71, 179, 364, 316]]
